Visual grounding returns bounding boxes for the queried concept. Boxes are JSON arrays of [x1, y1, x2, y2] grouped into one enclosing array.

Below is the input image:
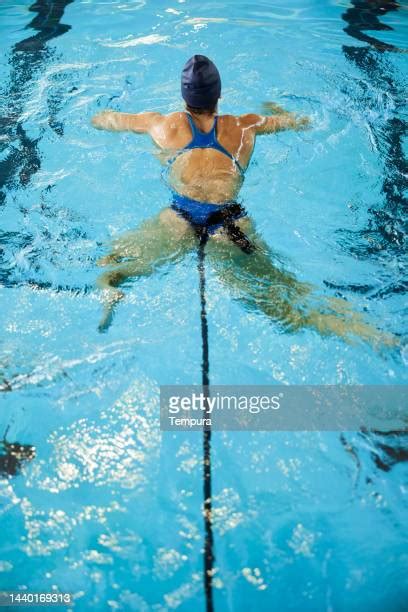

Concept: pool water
[[0, 1, 407, 610]]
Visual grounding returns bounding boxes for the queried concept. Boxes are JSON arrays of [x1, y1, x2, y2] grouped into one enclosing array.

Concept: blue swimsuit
[[169, 113, 246, 234]]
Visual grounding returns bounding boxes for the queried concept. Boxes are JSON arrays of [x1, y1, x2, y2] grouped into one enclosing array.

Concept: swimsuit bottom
[[171, 192, 254, 254]]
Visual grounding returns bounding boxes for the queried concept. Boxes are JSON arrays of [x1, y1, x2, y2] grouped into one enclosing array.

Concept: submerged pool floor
[[0, 1, 407, 610]]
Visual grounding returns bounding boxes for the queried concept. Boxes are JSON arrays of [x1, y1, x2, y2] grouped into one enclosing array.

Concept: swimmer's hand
[[295, 116, 312, 131], [91, 110, 116, 130], [259, 102, 311, 132], [255, 110, 311, 134], [262, 101, 288, 115]]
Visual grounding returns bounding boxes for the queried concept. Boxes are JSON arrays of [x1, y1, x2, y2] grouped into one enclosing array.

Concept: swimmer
[[91, 54, 395, 347]]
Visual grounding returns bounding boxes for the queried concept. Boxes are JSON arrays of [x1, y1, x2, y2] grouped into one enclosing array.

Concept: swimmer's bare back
[[91, 105, 310, 204]]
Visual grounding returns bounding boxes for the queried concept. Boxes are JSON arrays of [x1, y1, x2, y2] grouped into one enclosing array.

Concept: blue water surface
[[0, 1, 407, 610]]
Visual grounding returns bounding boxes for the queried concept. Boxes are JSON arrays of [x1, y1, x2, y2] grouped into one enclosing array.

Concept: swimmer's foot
[[306, 309, 398, 350], [98, 289, 125, 333]]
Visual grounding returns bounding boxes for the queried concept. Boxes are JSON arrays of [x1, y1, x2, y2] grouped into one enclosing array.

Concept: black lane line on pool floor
[[0, 0, 74, 204], [0, 1, 78, 296], [339, 0, 408, 485], [0, 0, 74, 464], [340, 0, 407, 264], [197, 231, 215, 612]]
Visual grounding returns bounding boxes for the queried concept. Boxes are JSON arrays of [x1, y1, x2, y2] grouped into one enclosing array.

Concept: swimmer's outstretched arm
[[91, 110, 162, 133]]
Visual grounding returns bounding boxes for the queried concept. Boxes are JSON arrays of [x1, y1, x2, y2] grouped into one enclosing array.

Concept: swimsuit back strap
[[184, 112, 218, 149], [185, 112, 199, 139], [182, 113, 245, 175]]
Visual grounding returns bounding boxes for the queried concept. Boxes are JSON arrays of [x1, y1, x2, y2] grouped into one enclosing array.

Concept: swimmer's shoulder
[[162, 112, 189, 125], [149, 112, 187, 138], [149, 112, 191, 148], [218, 113, 264, 132], [237, 113, 264, 129], [155, 112, 190, 135]]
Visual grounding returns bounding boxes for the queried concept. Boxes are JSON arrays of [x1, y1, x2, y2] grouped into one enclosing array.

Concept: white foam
[[99, 34, 169, 48]]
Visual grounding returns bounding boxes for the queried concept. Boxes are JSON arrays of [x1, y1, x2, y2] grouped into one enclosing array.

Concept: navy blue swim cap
[[181, 55, 221, 108]]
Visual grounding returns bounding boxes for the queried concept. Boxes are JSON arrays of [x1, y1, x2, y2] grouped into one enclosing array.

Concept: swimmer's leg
[[207, 217, 396, 347], [303, 300, 397, 348], [207, 216, 312, 324], [96, 208, 196, 332]]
